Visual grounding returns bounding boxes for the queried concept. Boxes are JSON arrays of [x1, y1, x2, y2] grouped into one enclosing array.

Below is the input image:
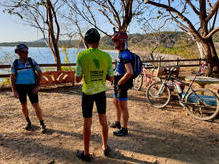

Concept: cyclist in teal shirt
[[10, 44, 46, 133]]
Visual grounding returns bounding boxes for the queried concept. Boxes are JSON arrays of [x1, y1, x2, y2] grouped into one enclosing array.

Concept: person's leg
[[31, 103, 43, 121], [113, 88, 129, 136], [28, 85, 42, 120], [32, 103, 46, 133], [113, 98, 121, 123], [98, 114, 111, 156], [28, 85, 46, 133], [81, 93, 94, 156], [98, 114, 108, 150], [111, 84, 122, 128], [95, 92, 108, 151], [76, 92, 93, 162], [21, 102, 29, 118], [76, 117, 92, 162], [21, 102, 32, 130], [118, 100, 129, 128], [16, 85, 31, 130], [83, 117, 92, 156]]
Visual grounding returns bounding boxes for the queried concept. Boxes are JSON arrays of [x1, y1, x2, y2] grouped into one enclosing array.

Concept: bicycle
[[133, 63, 160, 91], [146, 66, 219, 121]]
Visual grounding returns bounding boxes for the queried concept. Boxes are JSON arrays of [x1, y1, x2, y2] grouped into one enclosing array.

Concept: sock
[[115, 121, 120, 124], [40, 120, 45, 126], [26, 117, 31, 124]]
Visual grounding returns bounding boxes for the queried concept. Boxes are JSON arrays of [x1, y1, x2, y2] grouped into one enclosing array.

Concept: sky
[[0, 1, 218, 43], [0, 11, 41, 43], [0, 4, 171, 43]]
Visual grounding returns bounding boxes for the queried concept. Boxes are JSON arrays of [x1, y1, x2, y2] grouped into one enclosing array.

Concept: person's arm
[[32, 70, 42, 94], [106, 75, 114, 83], [35, 70, 42, 86], [75, 54, 83, 83], [118, 62, 133, 86], [106, 56, 114, 83], [32, 59, 42, 86], [32, 60, 42, 93], [76, 76, 82, 83], [10, 74, 18, 98]]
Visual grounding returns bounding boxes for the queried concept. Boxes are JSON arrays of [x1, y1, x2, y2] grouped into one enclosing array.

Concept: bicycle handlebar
[[163, 66, 179, 75], [143, 63, 156, 69]]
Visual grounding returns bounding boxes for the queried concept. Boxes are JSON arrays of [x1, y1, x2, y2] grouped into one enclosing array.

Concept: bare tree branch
[[205, 0, 219, 22], [186, 0, 200, 15], [145, 0, 201, 39], [204, 27, 219, 39]]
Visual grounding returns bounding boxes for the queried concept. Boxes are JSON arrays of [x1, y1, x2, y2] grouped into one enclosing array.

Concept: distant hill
[[1, 31, 218, 58], [0, 39, 82, 48]]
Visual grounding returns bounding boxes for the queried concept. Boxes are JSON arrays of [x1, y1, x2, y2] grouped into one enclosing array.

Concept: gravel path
[[0, 84, 219, 164]]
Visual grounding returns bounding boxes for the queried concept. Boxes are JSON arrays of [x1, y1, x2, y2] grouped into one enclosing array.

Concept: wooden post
[[159, 57, 162, 67], [199, 58, 201, 65], [177, 57, 179, 66]]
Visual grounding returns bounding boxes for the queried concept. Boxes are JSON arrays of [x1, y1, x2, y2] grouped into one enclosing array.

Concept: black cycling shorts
[[113, 76, 133, 101], [82, 91, 106, 118], [15, 84, 39, 104]]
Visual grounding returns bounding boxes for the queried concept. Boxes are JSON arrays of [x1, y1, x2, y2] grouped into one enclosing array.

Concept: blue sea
[[0, 46, 117, 74]]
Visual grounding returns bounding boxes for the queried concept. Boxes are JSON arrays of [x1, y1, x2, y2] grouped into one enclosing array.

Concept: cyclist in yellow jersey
[[75, 28, 114, 162]]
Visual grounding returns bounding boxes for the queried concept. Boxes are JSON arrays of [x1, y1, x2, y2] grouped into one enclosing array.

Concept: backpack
[[129, 50, 143, 79], [13, 57, 38, 84]]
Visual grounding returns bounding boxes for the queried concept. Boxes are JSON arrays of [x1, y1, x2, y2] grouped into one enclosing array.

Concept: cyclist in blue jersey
[[110, 30, 133, 136], [10, 44, 46, 133]]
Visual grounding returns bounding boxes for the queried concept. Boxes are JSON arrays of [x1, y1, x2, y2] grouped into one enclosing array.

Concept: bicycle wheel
[[146, 81, 171, 109], [185, 88, 219, 121], [133, 74, 143, 91]]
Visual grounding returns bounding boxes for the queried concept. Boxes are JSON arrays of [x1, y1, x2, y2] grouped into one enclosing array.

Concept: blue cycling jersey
[[114, 49, 132, 76], [11, 58, 41, 85]]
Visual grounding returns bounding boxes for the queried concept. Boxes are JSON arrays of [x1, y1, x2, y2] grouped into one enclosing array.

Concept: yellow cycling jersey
[[76, 48, 113, 95]]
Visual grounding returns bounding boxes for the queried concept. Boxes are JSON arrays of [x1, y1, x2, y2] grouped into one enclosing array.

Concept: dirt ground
[[0, 83, 219, 164]]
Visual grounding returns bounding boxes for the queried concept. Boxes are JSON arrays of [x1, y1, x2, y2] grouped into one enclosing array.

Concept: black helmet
[[84, 28, 100, 43], [15, 44, 28, 53]]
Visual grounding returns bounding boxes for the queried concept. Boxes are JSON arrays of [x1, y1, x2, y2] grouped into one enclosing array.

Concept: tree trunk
[[197, 39, 219, 77], [47, 0, 61, 71], [52, 42, 61, 71]]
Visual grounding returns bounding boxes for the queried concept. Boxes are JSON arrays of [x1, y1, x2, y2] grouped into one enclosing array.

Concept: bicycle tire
[[146, 81, 171, 109], [185, 88, 219, 121], [133, 74, 143, 91]]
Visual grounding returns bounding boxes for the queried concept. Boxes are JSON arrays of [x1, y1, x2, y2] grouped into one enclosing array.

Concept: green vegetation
[[61, 45, 75, 71]]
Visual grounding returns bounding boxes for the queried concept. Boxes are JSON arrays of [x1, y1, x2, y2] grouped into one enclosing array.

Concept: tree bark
[[47, 0, 61, 71], [196, 38, 219, 77]]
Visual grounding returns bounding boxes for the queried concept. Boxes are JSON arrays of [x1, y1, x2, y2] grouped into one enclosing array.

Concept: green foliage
[[0, 78, 10, 88], [156, 45, 200, 59], [41, 67, 56, 72], [0, 48, 14, 88], [61, 45, 75, 71]]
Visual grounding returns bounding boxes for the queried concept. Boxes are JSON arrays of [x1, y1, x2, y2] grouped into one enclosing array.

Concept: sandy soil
[[0, 83, 219, 164]]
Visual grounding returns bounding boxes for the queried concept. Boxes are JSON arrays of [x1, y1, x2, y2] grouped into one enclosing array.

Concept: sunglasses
[[19, 50, 28, 53]]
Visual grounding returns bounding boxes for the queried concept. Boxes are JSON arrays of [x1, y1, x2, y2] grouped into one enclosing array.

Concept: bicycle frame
[[159, 68, 207, 104], [142, 66, 156, 87], [133, 64, 159, 91]]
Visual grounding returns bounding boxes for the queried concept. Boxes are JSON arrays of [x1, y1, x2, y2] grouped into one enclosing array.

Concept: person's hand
[[32, 86, 40, 94], [13, 90, 19, 98], [115, 85, 121, 92]]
